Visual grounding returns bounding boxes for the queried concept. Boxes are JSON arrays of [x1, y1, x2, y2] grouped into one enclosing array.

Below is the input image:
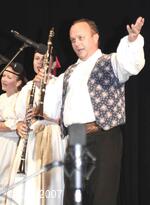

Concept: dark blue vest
[[88, 54, 125, 130]]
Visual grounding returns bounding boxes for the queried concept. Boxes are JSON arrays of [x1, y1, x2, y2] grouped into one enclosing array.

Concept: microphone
[[11, 30, 47, 54], [68, 124, 86, 204]]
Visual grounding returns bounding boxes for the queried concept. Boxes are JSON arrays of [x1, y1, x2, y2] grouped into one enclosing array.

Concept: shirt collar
[[77, 49, 103, 64]]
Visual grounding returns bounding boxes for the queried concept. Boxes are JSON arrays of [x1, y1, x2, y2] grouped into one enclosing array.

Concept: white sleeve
[[4, 119, 17, 130], [111, 34, 145, 83], [44, 73, 64, 119]]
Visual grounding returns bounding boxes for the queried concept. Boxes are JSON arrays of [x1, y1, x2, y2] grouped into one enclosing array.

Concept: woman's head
[[1, 63, 27, 96], [33, 52, 44, 74], [33, 43, 47, 74]]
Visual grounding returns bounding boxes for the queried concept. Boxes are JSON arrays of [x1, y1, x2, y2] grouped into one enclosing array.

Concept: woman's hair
[[11, 62, 28, 91], [34, 43, 47, 55]]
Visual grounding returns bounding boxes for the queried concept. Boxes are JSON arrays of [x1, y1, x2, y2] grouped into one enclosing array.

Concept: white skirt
[[0, 133, 19, 204], [5, 122, 67, 205]]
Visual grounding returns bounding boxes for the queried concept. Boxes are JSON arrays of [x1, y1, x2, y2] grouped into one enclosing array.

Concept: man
[[61, 17, 145, 205]]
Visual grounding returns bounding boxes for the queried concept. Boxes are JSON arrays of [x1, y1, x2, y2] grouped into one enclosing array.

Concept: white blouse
[[0, 92, 19, 130], [0, 92, 19, 137]]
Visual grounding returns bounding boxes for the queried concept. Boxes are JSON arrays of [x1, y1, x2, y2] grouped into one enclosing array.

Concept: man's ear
[[94, 33, 99, 45]]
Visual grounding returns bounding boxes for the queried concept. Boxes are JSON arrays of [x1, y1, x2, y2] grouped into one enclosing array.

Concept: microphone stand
[[64, 124, 96, 205], [0, 160, 63, 196], [0, 43, 28, 76]]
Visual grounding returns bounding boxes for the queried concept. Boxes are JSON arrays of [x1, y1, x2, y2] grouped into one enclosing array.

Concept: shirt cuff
[[122, 34, 144, 48]]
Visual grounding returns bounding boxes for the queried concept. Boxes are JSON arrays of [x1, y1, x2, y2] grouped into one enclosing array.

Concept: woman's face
[[33, 52, 44, 74], [1, 66, 21, 96]]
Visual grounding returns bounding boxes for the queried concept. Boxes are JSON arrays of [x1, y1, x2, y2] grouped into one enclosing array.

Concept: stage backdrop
[[0, 0, 150, 204]]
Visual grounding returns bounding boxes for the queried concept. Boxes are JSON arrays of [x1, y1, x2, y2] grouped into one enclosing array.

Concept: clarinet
[[17, 82, 36, 174], [17, 28, 55, 174], [34, 27, 55, 120]]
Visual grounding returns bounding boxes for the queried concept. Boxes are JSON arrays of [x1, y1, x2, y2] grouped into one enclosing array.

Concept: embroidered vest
[[60, 63, 77, 137], [87, 54, 125, 130], [61, 54, 125, 137]]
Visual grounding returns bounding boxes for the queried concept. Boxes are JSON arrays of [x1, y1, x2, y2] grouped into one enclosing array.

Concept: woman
[[0, 62, 27, 203], [6, 50, 66, 205]]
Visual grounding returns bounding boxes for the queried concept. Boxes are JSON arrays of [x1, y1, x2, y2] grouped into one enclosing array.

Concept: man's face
[[69, 22, 99, 61]]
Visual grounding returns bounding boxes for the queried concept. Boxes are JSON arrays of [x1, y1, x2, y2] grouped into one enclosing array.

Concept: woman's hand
[[16, 121, 28, 139]]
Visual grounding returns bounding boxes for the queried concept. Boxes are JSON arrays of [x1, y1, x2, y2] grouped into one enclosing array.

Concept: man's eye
[[79, 36, 84, 41], [71, 39, 75, 43]]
